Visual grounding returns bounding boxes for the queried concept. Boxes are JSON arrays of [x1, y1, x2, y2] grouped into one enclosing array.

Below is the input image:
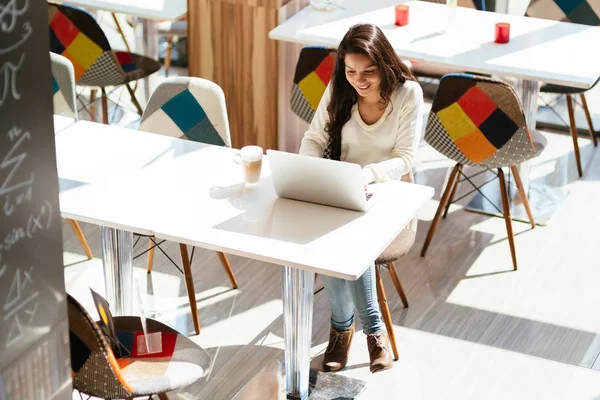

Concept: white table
[[55, 121, 434, 399], [53, 115, 75, 133], [60, 0, 186, 100], [269, 1, 600, 224]]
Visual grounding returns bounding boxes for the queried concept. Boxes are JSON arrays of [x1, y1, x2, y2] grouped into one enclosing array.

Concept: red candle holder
[[395, 5, 409, 26], [495, 22, 510, 44]]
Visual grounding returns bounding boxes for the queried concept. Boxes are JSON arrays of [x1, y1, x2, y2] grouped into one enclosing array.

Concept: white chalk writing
[[1, 126, 34, 216]]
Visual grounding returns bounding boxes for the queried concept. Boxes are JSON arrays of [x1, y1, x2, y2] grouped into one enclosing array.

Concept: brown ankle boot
[[367, 331, 393, 373], [323, 324, 354, 372]]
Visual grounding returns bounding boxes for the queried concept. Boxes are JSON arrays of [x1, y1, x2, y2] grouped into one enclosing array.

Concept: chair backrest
[[48, 2, 111, 82], [67, 294, 133, 398], [424, 73, 536, 168], [291, 46, 337, 124], [526, 0, 600, 25], [139, 77, 232, 147], [50, 52, 78, 119]]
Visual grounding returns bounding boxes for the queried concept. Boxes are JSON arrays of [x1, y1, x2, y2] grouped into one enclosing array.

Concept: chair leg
[[89, 89, 97, 120], [375, 265, 399, 361], [67, 219, 93, 259], [421, 163, 461, 257], [580, 93, 597, 147], [216, 251, 238, 289], [158, 394, 169, 400], [164, 36, 173, 77], [125, 83, 144, 116], [386, 263, 409, 308], [498, 169, 517, 271], [146, 237, 156, 273], [443, 164, 463, 219], [510, 166, 535, 229], [566, 94, 583, 177], [101, 87, 108, 124], [179, 243, 200, 334], [111, 12, 132, 52]]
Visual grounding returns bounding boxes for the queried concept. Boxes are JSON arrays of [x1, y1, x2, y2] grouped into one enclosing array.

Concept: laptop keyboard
[[366, 192, 373, 201]]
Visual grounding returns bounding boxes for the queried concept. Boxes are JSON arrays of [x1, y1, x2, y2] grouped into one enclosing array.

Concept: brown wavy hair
[[325, 24, 415, 161]]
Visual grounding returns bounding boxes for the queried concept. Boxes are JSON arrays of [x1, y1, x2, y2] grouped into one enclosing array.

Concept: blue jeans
[[321, 263, 383, 335]]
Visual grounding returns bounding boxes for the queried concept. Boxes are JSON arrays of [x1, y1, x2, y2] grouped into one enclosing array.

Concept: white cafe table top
[[53, 115, 75, 134], [58, 0, 186, 21], [269, 0, 600, 89], [55, 121, 434, 280]]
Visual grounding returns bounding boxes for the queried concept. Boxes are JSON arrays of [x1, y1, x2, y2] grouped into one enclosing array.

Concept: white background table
[[269, 0, 600, 225], [55, 120, 433, 399]]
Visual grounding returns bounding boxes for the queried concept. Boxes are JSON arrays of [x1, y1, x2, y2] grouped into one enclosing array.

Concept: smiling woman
[[298, 23, 424, 374]]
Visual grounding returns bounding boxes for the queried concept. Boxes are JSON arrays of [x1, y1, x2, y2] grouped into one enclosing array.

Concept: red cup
[[395, 5, 409, 26], [495, 22, 510, 44]]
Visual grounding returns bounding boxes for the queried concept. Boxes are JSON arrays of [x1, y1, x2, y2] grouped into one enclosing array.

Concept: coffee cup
[[234, 145, 263, 187]]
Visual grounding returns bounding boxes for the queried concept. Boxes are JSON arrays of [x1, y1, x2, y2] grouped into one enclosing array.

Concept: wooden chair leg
[[111, 12, 132, 52], [443, 164, 463, 219], [158, 393, 169, 400], [179, 243, 200, 334], [101, 87, 108, 124], [89, 89, 97, 120], [566, 94, 583, 177], [67, 219, 93, 259], [580, 93, 597, 147], [125, 83, 144, 116], [386, 263, 409, 308], [421, 163, 461, 257], [146, 237, 156, 273], [510, 166, 535, 229], [498, 169, 517, 271], [164, 36, 173, 77], [216, 251, 238, 289], [375, 265, 399, 361]]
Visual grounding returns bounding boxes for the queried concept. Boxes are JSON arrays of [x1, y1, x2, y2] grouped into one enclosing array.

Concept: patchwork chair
[[525, 0, 599, 177], [291, 46, 337, 124], [67, 294, 210, 399], [48, 2, 160, 124], [51, 52, 94, 260], [138, 77, 238, 335], [420, 74, 538, 271]]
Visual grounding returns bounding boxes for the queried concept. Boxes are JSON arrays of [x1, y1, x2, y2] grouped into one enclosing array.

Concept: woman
[[299, 23, 423, 373]]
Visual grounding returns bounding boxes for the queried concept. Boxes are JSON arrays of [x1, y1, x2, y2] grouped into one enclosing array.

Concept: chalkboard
[[0, 0, 71, 398]]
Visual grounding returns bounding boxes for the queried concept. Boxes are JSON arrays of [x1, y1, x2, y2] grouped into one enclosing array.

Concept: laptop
[[266, 150, 375, 212]]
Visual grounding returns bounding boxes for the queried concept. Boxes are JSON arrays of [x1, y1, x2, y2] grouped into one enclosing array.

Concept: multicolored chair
[[138, 77, 238, 335], [421, 74, 538, 271], [525, 0, 599, 177], [51, 52, 94, 261], [291, 46, 337, 124], [48, 2, 160, 124], [68, 294, 210, 399]]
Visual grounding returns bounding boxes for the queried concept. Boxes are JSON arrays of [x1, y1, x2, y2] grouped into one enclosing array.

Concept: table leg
[[282, 266, 314, 399], [137, 18, 158, 103], [465, 79, 568, 226], [234, 267, 367, 399], [100, 227, 133, 315]]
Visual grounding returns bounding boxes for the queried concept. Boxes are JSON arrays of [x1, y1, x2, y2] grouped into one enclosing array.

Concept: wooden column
[[188, 0, 308, 150]]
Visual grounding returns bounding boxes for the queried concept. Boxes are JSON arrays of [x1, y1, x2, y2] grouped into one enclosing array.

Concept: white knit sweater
[[299, 80, 424, 184]]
